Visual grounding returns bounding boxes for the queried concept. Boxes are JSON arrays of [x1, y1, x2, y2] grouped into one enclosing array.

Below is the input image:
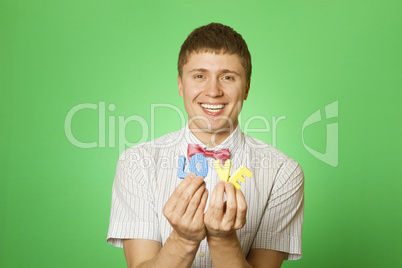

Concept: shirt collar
[[181, 123, 245, 159]]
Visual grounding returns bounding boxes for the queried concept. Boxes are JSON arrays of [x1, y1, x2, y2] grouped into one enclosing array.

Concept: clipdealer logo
[[302, 101, 339, 167], [64, 102, 185, 154], [64, 101, 339, 167], [64, 102, 286, 155]]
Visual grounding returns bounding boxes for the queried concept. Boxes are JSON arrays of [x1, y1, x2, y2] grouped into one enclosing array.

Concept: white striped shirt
[[107, 124, 304, 266]]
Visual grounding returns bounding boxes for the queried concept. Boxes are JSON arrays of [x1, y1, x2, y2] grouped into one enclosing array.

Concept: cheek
[[183, 94, 199, 110], [184, 89, 203, 101], [230, 89, 245, 101]]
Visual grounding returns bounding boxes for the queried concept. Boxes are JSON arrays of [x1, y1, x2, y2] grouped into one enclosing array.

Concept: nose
[[205, 78, 223, 97]]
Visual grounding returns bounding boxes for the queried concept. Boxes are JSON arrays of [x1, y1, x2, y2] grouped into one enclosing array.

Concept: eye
[[223, 76, 234, 81], [194, 74, 204, 79]]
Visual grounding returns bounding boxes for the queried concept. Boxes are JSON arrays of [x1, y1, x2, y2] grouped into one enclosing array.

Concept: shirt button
[[199, 252, 205, 257]]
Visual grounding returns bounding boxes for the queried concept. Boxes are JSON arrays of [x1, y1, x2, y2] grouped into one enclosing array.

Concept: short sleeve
[[107, 148, 161, 248], [252, 158, 304, 260]]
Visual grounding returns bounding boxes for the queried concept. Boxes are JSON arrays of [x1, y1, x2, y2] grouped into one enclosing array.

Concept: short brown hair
[[178, 23, 252, 82]]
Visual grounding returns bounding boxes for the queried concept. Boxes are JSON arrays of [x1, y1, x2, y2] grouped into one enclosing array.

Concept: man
[[107, 23, 304, 267]]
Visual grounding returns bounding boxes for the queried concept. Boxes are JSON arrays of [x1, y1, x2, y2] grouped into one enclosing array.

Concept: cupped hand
[[163, 173, 209, 243], [204, 181, 247, 238]]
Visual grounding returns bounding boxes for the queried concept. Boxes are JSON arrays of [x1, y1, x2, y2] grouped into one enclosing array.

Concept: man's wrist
[[207, 232, 251, 268], [207, 231, 240, 247], [169, 230, 202, 254]]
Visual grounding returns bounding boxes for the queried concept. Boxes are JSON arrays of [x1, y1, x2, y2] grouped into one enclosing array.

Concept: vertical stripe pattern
[[107, 125, 304, 266]]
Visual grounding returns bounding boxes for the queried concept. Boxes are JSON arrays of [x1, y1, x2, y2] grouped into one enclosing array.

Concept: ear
[[178, 74, 184, 97], [244, 80, 251, 100]]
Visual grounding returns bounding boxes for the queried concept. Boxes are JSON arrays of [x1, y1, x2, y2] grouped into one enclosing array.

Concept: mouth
[[199, 103, 226, 115]]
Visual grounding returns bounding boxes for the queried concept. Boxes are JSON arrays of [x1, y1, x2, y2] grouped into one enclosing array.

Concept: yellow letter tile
[[228, 166, 252, 189], [214, 159, 231, 182]]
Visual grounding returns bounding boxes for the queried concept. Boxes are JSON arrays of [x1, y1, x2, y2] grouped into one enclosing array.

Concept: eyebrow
[[188, 68, 208, 73], [188, 68, 240, 76], [221, 69, 241, 76]]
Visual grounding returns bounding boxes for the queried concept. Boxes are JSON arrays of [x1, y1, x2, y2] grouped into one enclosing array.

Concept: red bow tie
[[187, 144, 230, 164]]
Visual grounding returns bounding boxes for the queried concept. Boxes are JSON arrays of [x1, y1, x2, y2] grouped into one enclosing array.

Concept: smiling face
[[178, 52, 250, 146]]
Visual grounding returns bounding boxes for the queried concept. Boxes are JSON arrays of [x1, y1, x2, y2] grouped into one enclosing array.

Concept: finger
[[173, 175, 205, 216], [222, 182, 237, 225], [183, 181, 206, 220], [234, 189, 247, 229], [193, 189, 209, 223], [164, 173, 196, 215], [207, 180, 225, 220]]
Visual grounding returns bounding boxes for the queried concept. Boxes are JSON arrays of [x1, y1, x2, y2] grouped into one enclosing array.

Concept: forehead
[[183, 52, 245, 74]]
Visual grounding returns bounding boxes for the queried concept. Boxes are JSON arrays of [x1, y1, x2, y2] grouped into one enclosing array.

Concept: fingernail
[[189, 173, 195, 178], [196, 175, 204, 181]]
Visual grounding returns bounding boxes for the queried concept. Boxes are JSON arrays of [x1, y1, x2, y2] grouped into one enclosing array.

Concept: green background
[[1, 0, 401, 267]]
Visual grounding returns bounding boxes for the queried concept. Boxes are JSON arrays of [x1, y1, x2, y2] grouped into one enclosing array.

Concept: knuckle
[[239, 222, 246, 229], [174, 188, 183, 198], [169, 216, 179, 226], [163, 203, 172, 217], [222, 225, 232, 232], [209, 202, 218, 210], [180, 192, 191, 202], [235, 219, 246, 229], [189, 197, 199, 207], [241, 219, 246, 227], [212, 205, 222, 212], [227, 203, 237, 212], [238, 204, 247, 213], [162, 207, 168, 217]]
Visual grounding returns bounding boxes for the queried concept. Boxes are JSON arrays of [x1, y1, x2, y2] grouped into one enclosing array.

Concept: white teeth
[[200, 104, 225, 110]]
